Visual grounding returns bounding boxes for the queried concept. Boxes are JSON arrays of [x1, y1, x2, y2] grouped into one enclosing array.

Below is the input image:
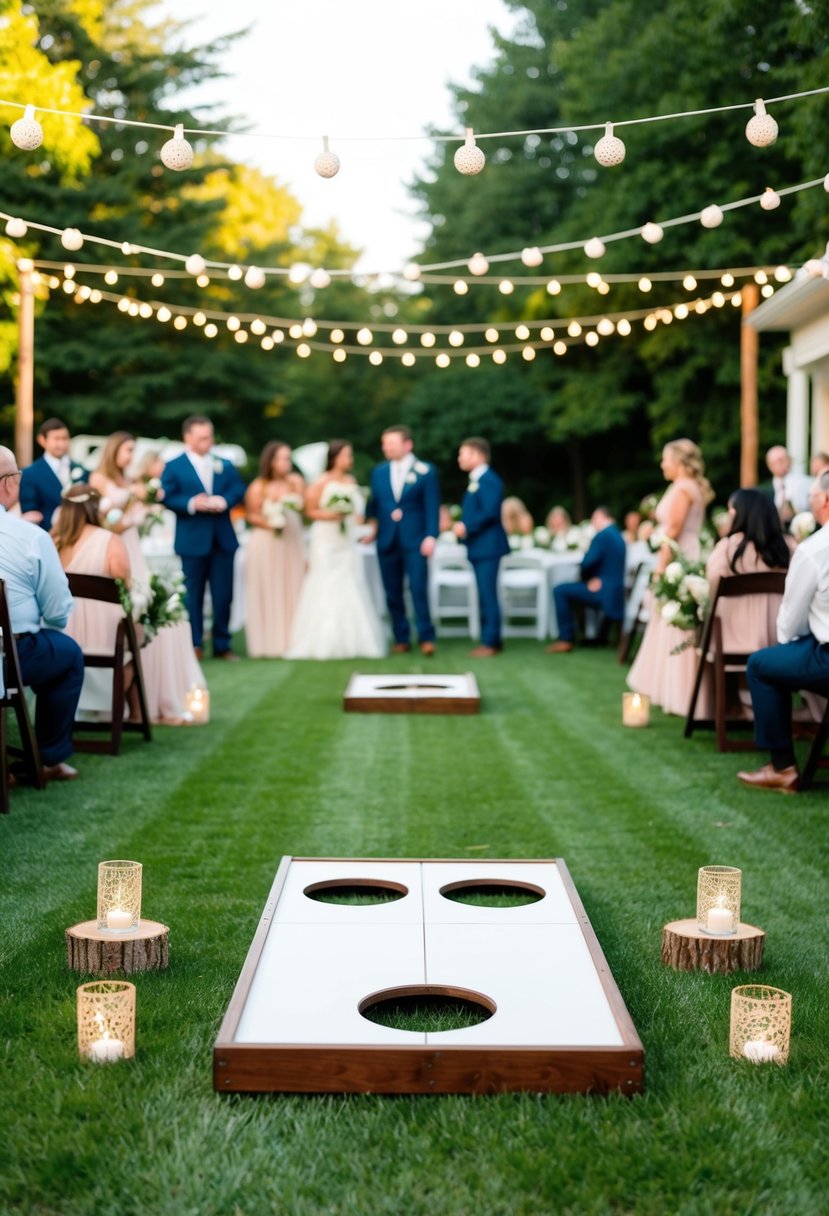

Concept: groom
[[365, 424, 440, 655], [161, 415, 246, 660]]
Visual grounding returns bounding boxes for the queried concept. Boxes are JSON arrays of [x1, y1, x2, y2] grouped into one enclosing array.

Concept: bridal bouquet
[[262, 493, 302, 535], [322, 485, 358, 534], [652, 554, 709, 652]]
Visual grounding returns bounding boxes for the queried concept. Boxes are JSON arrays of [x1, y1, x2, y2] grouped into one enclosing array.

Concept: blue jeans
[[16, 629, 84, 765], [746, 634, 829, 753]]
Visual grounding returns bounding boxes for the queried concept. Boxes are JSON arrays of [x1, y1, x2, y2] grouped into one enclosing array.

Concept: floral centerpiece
[[533, 525, 552, 550], [261, 493, 303, 535], [790, 511, 816, 542], [321, 484, 358, 534], [652, 552, 709, 653]]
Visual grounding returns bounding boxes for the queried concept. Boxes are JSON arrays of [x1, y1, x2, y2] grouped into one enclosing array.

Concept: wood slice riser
[[661, 919, 764, 974]]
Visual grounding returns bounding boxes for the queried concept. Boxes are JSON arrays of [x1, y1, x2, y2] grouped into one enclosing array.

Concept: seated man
[[547, 506, 626, 653], [739, 470, 829, 793], [0, 445, 84, 781]]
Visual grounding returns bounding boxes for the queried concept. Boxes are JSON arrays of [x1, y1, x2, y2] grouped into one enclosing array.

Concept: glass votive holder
[[622, 692, 650, 727], [184, 686, 210, 724], [77, 980, 136, 1063], [697, 865, 741, 935], [730, 985, 791, 1064], [97, 860, 142, 932]]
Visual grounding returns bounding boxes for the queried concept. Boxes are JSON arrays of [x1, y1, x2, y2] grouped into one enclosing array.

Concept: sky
[[158, 0, 516, 272]]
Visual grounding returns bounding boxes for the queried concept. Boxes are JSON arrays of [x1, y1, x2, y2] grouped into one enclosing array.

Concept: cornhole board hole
[[214, 857, 644, 1096], [343, 672, 480, 714]]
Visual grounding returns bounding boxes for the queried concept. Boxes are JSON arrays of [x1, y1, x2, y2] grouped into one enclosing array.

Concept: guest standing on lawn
[[453, 437, 510, 657], [244, 440, 306, 658], [19, 417, 88, 529]]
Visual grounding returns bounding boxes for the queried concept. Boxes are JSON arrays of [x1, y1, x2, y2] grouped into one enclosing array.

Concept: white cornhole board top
[[214, 858, 644, 1095], [343, 673, 480, 713]]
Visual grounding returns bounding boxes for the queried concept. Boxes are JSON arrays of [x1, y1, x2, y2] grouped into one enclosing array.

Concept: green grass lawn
[[1, 641, 827, 1216]]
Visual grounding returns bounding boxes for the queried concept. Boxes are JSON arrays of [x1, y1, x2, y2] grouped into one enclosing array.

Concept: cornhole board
[[214, 857, 644, 1095], [343, 672, 480, 714]]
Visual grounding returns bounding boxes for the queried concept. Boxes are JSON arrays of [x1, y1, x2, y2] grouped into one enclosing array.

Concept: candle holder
[[622, 692, 650, 728], [97, 860, 142, 933], [77, 980, 136, 1062], [730, 985, 791, 1064], [184, 686, 210, 724], [697, 865, 741, 935]]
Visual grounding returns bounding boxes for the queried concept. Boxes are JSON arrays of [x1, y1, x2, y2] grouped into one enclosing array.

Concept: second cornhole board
[[343, 672, 480, 714], [214, 858, 644, 1095]]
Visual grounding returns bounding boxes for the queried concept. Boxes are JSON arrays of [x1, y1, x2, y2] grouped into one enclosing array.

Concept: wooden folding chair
[[66, 573, 152, 756], [0, 578, 45, 812], [685, 571, 787, 752], [797, 697, 829, 790]]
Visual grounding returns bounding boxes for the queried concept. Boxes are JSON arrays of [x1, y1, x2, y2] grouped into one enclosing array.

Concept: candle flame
[[631, 694, 641, 709]]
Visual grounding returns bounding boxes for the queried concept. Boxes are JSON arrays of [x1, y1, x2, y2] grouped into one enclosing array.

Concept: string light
[[700, 204, 724, 229], [5, 217, 27, 238], [330, 328, 345, 343], [204, 322, 218, 337], [721, 272, 735, 287], [435, 353, 450, 368], [448, 330, 464, 347], [297, 343, 311, 358], [492, 349, 507, 364], [392, 328, 408, 344], [309, 267, 331, 289], [401, 352, 416, 367], [498, 280, 514, 294], [356, 327, 373, 345], [522, 346, 536, 360], [584, 238, 606, 259], [468, 252, 489, 276], [313, 136, 340, 178], [465, 353, 480, 367], [250, 318, 267, 335], [683, 275, 697, 290], [454, 128, 485, 175], [586, 272, 603, 289], [584, 332, 599, 347], [594, 122, 626, 167], [521, 247, 543, 268], [420, 332, 436, 347], [641, 222, 664, 245], [369, 350, 383, 365], [454, 280, 468, 294], [760, 187, 781, 210], [540, 326, 555, 341], [288, 323, 303, 338], [485, 328, 499, 342], [745, 99, 778, 147], [515, 324, 530, 340], [9, 105, 43, 150], [553, 341, 567, 356], [333, 347, 347, 362], [546, 280, 561, 295]]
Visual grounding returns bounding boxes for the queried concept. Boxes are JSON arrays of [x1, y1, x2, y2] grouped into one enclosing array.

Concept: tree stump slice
[[661, 918, 764, 974], [66, 919, 169, 974]]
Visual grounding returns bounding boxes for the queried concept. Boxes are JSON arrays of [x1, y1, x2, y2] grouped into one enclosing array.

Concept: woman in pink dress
[[628, 438, 714, 715], [90, 431, 205, 722], [696, 489, 794, 718], [244, 441, 306, 657]]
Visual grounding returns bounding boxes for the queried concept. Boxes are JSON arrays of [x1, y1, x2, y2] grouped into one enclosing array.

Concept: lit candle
[[705, 899, 733, 935], [106, 908, 132, 931], [622, 692, 650, 727], [184, 686, 210, 724], [89, 1034, 125, 1063], [743, 1039, 780, 1063]]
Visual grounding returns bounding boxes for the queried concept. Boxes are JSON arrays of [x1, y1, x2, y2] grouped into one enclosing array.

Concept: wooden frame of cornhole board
[[214, 857, 644, 1096], [343, 673, 480, 714]]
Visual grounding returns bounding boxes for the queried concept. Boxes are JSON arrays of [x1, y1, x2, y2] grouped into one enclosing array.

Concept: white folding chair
[[498, 554, 548, 640], [429, 551, 480, 639], [618, 553, 656, 663]]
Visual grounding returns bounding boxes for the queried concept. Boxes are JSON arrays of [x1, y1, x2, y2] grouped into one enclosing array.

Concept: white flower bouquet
[[117, 572, 188, 644], [652, 554, 709, 652], [790, 511, 816, 542], [322, 484, 358, 534], [262, 493, 302, 535]]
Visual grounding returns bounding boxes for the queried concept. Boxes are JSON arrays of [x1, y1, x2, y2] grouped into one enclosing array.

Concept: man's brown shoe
[[214, 650, 241, 661], [737, 763, 799, 794], [469, 645, 499, 658], [420, 641, 436, 657], [545, 640, 574, 653], [194, 646, 204, 660], [391, 643, 411, 654], [43, 762, 79, 782]]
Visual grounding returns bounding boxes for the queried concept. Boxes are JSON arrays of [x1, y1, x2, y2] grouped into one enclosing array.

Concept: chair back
[[0, 579, 44, 803]]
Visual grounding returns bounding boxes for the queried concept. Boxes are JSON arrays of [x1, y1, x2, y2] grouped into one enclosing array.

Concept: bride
[[286, 440, 386, 659]]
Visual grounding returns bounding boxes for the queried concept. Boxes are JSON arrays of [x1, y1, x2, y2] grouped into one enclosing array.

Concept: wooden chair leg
[[0, 706, 9, 815], [799, 707, 829, 790]]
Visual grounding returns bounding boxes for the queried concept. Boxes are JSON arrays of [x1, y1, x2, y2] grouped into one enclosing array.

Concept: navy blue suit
[[461, 469, 510, 648], [366, 458, 440, 644], [553, 522, 626, 643], [19, 457, 88, 529], [161, 453, 246, 653]]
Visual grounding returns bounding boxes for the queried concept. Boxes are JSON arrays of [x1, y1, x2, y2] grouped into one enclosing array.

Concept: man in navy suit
[[161, 416, 246, 660], [365, 424, 440, 655], [547, 506, 626, 653], [453, 437, 510, 657], [19, 417, 88, 529]]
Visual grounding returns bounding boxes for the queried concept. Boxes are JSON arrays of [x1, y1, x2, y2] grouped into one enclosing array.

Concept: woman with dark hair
[[696, 487, 795, 717], [244, 440, 306, 657], [286, 440, 385, 659]]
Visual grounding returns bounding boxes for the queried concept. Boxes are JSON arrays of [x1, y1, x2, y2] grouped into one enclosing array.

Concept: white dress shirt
[[0, 506, 74, 633], [773, 471, 811, 513], [777, 521, 829, 644], [390, 453, 415, 501], [185, 449, 213, 494], [468, 463, 489, 484], [43, 452, 71, 488]]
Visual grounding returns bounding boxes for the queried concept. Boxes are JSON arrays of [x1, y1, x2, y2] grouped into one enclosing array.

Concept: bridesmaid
[[244, 440, 306, 657], [627, 438, 714, 716]]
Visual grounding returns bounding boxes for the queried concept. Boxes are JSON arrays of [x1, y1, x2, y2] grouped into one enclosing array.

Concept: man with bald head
[[765, 445, 811, 524], [0, 445, 83, 781]]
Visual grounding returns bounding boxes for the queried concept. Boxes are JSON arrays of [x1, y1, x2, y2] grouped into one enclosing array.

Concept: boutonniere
[[70, 466, 85, 482], [405, 472, 417, 485], [212, 457, 224, 474], [467, 481, 479, 493], [413, 461, 429, 475]]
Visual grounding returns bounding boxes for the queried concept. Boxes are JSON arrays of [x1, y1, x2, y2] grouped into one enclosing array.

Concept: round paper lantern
[[454, 129, 485, 176], [594, 122, 626, 168], [584, 237, 606, 259], [521, 246, 543, 268], [641, 222, 663, 245], [5, 217, 27, 238], [760, 187, 781, 211], [185, 254, 206, 276], [746, 99, 778, 148], [468, 252, 489, 276], [61, 228, 84, 252], [160, 124, 194, 171], [10, 105, 43, 151], [244, 265, 266, 289], [314, 137, 340, 179], [700, 204, 724, 229]]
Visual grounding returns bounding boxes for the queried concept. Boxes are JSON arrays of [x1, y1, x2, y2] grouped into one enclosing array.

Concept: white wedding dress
[[286, 484, 386, 660]]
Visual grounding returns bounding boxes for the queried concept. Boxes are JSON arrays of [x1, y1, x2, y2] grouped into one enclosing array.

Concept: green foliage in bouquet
[[116, 572, 188, 645], [652, 554, 710, 652]]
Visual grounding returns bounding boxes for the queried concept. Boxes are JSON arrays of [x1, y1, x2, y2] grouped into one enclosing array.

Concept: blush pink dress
[[62, 528, 126, 715], [627, 478, 705, 716], [244, 484, 306, 658]]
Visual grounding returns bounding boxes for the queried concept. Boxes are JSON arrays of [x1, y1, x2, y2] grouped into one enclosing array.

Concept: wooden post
[[14, 258, 35, 468], [740, 282, 760, 487]]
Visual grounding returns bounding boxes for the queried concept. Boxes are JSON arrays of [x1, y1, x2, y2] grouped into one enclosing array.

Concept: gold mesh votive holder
[[97, 860, 142, 932], [622, 692, 650, 728], [697, 865, 741, 935], [730, 985, 791, 1064], [77, 980, 136, 1062]]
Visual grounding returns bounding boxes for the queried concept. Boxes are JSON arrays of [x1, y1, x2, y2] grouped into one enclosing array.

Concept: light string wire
[[1, 84, 828, 140], [1, 170, 822, 279]]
